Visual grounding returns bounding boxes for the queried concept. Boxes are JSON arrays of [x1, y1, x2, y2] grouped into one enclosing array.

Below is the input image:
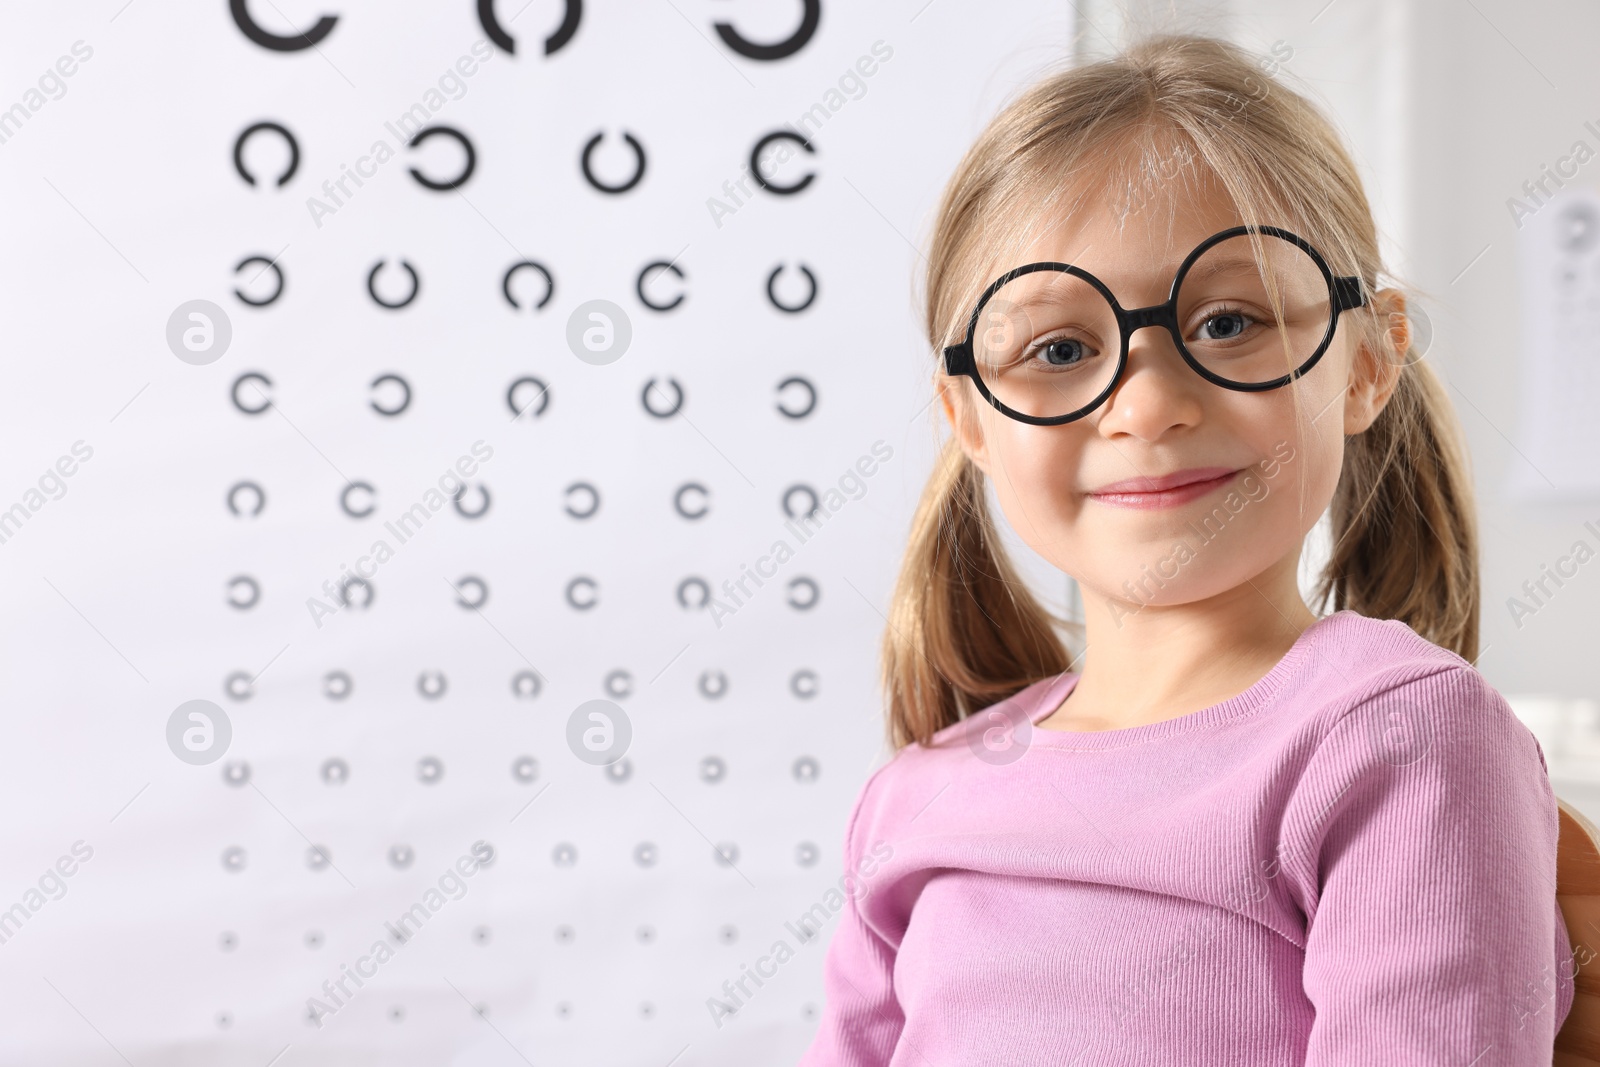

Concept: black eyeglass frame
[[941, 224, 1370, 427]]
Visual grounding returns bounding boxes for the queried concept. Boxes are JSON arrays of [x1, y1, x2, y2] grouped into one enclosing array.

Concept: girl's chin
[[1072, 566, 1252, 613]]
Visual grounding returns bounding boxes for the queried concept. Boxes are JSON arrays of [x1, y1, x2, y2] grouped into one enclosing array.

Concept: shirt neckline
[[1018, 609, 1353, 750]]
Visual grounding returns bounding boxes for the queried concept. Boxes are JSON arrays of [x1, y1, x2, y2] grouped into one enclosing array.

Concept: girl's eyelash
[[1196, 302, 1254, 320], [1024, 331, 1094, 353]]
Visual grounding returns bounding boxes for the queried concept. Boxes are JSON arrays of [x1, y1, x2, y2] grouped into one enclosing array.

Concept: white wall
[[0, 1, 1079, 1062]]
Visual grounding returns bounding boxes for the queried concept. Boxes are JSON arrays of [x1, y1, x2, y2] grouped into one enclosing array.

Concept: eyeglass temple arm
[[942, 343, 972, 376], [1333, 275, 1367, 312]]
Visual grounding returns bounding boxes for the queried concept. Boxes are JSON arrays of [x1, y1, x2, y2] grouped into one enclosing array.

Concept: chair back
[[1556, 796, 1600, 1064]]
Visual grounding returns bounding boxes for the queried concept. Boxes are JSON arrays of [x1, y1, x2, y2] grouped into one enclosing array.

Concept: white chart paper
[[1512, 184, 1600, 500]]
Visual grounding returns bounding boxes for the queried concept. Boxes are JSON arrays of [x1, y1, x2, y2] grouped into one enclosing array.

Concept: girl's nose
[[1094, 326, 1205, 441]]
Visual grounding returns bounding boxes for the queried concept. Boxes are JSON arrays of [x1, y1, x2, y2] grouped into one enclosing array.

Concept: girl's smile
[[1085, 465, 1244, 509]]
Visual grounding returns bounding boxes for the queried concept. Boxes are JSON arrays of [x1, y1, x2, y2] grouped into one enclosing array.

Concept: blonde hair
[[882, 33, 1479, 751]]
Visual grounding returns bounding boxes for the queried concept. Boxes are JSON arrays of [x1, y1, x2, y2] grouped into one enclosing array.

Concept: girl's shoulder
[[1208, 611, 1542, 785], [1284, 609, 1509, 733], [1305, 607, 1472, 675], [841, 674, 1068, 835], [921, 673, 1068, 749]]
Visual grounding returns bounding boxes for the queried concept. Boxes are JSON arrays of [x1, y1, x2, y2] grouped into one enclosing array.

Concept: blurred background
[[0, 0, 1596, 1063]]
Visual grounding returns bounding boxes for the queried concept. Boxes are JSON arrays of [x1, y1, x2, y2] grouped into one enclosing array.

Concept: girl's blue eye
[[1035, 338, 1088, 366], [1198, 311, 1250, 340]]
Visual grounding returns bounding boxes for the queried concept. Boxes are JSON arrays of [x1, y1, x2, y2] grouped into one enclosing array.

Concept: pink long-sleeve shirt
[[798, 610, 1575, 1065]]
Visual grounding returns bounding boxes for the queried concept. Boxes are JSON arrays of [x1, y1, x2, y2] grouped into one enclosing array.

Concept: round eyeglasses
[[941, 225, 1369, 426]]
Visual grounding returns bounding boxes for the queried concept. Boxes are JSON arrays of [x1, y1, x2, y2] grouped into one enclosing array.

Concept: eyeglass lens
[[971, 233, 1334, 419]]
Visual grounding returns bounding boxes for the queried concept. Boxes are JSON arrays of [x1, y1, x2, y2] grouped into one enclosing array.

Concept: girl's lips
[[1087, 467, 1243, 510]]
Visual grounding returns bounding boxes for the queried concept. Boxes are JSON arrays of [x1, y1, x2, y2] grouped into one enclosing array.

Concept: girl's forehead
[[1039, 162, 1242, 257], [960, 139, 1318, 307], [985, 189, 1248, 294]]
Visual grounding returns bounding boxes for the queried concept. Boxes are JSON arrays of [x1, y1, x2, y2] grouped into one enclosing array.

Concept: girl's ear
[[933, 371, 991, 475], [1342, 287, 1407, 435]]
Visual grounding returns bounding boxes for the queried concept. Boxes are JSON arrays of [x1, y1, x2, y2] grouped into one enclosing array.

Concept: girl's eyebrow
[[1096, 254, 1265, 295], [1181, 256, 1264, 281], [987, 252, 1276, 319]]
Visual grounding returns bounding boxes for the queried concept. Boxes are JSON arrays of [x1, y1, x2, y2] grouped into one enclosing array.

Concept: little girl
[[798, 34, 1577, 1065]]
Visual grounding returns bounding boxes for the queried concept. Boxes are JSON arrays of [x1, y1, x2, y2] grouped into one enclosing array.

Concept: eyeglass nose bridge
[[1096, 303, 1186, 403], [1120, 302, 1179, 335]]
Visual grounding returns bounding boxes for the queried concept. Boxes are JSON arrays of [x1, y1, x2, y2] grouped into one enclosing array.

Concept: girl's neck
[[1039, 554, 1318, 733]]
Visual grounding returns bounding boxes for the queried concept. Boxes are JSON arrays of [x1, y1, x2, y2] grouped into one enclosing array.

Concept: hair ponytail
[[881, 438, 1075, 751], [1315, 354, 1480, 662]]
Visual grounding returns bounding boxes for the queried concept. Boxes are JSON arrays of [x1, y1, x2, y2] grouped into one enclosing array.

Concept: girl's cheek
[[998, 420, 1080, 483]]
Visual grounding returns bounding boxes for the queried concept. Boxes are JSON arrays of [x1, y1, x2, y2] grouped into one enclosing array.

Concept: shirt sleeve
[[1281, 664, 1573, 1064], [796, 767, 905, 1067]]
